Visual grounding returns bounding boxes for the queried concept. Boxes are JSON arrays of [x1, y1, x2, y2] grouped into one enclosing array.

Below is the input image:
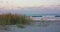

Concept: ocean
[[26, 14, 60, 21]]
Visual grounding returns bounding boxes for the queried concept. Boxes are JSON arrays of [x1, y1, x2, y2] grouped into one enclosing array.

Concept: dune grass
[[0, 13, 32, 28]]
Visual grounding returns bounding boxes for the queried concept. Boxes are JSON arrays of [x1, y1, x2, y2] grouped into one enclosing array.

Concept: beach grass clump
[[0, 13, 32, 28]]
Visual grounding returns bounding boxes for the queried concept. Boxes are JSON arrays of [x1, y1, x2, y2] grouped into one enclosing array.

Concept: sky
[[0, 0, 60, 14], [0, 0, 60, 9]]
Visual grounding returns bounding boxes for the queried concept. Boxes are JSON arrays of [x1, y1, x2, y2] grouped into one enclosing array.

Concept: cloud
[[0, 0, 60, 10]]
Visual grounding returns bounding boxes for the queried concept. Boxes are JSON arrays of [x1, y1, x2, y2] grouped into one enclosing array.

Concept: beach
[[0, 21, 60, 32]]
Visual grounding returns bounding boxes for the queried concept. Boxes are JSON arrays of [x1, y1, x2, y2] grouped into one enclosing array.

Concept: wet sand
[[0, 21, 60, 32]]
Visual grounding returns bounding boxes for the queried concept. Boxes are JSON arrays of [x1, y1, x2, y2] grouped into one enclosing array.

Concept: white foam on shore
[[31, 17, 60, 21]]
